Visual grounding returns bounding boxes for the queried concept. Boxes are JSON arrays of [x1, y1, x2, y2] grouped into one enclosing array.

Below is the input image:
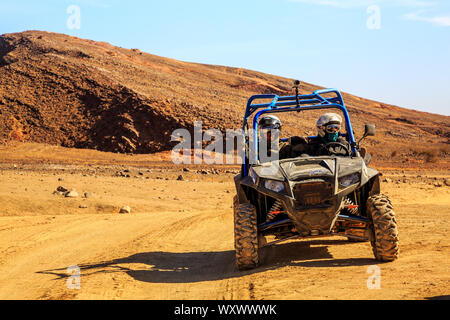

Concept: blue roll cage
[[242, 89, 357, 177]]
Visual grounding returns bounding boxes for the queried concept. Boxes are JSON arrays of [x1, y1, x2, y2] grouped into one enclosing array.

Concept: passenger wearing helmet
[[258, 115, 308, 161], [258, 115, 283, 160]]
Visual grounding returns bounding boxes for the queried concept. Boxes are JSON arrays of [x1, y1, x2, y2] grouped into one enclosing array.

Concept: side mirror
[[364, 124, 376, 137], [358, 124, 376, 146]]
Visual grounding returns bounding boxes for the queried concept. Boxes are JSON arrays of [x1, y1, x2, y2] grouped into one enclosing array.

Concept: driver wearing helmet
[[309, 113, 350, 156], [279, 113, 350, 159], [316, 113, 344, 142]]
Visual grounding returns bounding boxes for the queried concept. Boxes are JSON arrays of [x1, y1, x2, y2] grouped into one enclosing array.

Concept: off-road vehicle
[[233, 87, 399, 270]]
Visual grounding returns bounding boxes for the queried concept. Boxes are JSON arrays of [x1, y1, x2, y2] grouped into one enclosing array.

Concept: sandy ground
[[0, 144, 449, 300]]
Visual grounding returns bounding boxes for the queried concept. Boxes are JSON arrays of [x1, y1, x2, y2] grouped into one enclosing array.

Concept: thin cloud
[[289, 0, 450, 27], [68, 0, 112, 9], [404, 11, 450, 26], [393, 0, 437, 8], [288, 0, 374, 8], [288, 0, 436, 9]]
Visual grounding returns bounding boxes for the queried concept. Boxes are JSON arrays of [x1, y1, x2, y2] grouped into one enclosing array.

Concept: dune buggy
[[233, 87, 399, 270]]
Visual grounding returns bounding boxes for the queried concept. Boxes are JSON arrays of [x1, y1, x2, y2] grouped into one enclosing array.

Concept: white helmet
[[317, 113, 342, 138]]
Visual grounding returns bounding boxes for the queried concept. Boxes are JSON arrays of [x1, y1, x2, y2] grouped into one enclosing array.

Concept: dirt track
[[0, 145, 449, 300]]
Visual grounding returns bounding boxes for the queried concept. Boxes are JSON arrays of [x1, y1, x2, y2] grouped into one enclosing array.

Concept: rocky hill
[[0, 30, 449, 158]]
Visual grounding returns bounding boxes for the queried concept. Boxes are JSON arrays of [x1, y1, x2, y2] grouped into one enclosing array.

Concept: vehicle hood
[[252, 156, 378, 185], [279, 156, 377, 185]]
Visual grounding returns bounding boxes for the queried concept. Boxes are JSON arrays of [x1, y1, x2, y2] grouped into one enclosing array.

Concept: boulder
[[65, 190, 79, 198], [119, 206, 131, 214]]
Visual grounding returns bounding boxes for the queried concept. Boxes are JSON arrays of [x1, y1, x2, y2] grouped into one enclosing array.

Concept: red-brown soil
[[1, 31, 449, 162]]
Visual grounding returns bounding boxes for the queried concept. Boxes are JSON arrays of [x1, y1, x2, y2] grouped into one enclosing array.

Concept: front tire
[[233, 196, 259, 270], [367, 194, 399, 262]]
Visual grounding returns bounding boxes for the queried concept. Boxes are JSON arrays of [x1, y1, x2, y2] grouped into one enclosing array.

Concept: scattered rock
[[433, 182, 443, 188], [177, 175, 184, 181], [58, 177, 64, 181], [444, 179, 450, 187], [182, 168, 191, 172], [65, 190, 79, 198], [382, 178, 392, 183], [84, 192, 93, 198], [56, 186, 68, 193], [79, 205, 88, 209], [119, 206, 131, 214]]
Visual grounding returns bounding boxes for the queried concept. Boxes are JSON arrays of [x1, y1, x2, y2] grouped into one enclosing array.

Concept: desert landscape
[[0, 31, 449, 300]]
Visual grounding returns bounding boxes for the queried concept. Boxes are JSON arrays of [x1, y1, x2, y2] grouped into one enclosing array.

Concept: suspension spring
[[343, 197, 359, 215], [266, 200, 284, 221]]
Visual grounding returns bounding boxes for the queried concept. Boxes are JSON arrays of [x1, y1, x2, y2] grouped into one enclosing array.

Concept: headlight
[[339, 173, 360, 188], [249, 168, 258, 184], [264, 180, 285, 192]]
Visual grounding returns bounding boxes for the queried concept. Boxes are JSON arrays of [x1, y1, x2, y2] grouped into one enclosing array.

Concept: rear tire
[[233, 196, 259, 270], [367, 194, 399, 262]]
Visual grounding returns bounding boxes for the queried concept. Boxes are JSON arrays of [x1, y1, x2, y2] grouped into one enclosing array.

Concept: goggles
[[325, 124, 341, 133]]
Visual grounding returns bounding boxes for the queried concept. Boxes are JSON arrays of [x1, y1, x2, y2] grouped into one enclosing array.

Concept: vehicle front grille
[[293, 181, 333, 206]]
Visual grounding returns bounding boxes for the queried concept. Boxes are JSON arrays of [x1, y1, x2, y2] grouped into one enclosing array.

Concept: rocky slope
[[0, 30, 449, 157]]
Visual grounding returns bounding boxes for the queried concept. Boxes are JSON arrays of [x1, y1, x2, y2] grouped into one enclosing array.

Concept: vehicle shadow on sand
[[37, 239, 376, 284]]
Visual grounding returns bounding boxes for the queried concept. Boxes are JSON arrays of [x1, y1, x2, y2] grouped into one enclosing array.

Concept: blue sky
[[1, 0, 449, 116]]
